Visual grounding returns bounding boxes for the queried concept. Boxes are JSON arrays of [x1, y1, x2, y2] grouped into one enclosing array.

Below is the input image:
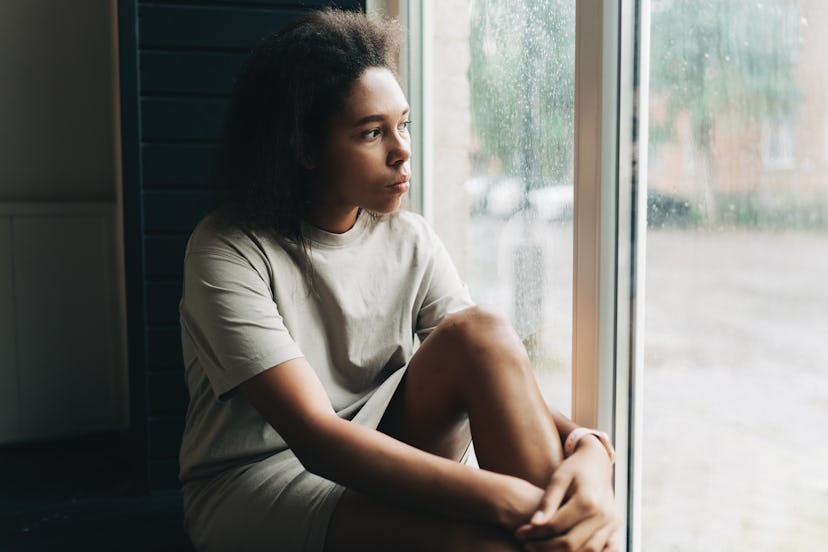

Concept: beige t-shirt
[[178, 209, 473, 483]]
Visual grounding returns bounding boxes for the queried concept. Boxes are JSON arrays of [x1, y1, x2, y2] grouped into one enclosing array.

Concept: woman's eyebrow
[[353, 107, 410, 127]]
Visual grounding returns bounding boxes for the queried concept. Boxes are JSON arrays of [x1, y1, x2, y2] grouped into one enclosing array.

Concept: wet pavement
[[642, 228, 828, 551]]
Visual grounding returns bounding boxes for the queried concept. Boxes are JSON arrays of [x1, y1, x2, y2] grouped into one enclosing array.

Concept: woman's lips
[[386, 178, 410, 194]]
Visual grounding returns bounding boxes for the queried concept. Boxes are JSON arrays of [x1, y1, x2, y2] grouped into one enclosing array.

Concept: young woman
[[178, 9, 619, 552]]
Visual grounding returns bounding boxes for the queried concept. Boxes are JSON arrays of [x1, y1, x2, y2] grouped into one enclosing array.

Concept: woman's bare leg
[[325, 306, 562, 550], [325, 491, 519, 551], [381, 305, 563, 484]]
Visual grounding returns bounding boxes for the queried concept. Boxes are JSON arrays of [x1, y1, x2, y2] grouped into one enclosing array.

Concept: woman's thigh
[[324, 489, 519, 552], [376, 305, 529, 461], [376, 351, 472, 462]]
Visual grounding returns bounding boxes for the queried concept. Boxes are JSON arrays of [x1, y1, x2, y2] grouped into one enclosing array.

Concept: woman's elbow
[[285, 415, 342, 477]]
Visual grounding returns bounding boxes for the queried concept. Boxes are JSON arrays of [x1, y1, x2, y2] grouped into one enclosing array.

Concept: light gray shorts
[[183, 368, 407, 552]]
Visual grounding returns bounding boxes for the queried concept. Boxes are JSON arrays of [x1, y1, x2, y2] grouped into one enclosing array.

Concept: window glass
[[427, 0, 575, 413], [644, 0, 828, 549]]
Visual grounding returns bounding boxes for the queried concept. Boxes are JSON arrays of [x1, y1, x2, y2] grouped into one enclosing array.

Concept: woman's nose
[[387, 132, 411, 166]]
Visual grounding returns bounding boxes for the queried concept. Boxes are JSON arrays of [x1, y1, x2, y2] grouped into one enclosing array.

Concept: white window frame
[[373, 1, 650, 549], [366, 0, 433, 221], [572, 2, 648, 550]]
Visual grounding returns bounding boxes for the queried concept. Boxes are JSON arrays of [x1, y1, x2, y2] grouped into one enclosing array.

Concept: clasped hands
[[514, 437, 621, 552]]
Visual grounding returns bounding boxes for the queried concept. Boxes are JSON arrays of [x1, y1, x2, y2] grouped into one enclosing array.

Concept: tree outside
[[648, 0, 809, 227], [465, 0, 576, 355], [468, 0, 574, 194]]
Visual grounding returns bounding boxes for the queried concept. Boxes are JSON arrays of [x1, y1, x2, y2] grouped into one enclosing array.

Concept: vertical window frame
[[572, 1, 648, 550], [367, 0, 431, 217]]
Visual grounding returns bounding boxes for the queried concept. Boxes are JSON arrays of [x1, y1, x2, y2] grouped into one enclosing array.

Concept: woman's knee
[[437, 306, 525, 359], [411, 306, 532, 398], [439, 305, 514, 340]]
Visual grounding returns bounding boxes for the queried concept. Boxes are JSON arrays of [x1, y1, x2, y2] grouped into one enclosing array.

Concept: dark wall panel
[[141, 51, 246, 95], [148, 372, 189, 415], [144, 191, 219, 234], [141, 0, 361, 6], [139, 5, 305, 50], [141, 98, 226, 141], [142, 144, 215, 189], [146, 236, 190, 279], [146, 282, 183, 325], [149, 417, 185, 459], [147, 327, 184, 370], [150, 459, 181, 489], [122, 0, 365, 492]]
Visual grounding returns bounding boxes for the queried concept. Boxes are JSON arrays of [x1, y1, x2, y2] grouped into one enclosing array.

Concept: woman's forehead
[[343, 67, 409, 123]]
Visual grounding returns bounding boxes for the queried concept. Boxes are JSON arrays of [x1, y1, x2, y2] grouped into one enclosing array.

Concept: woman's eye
[[399, 120, 412, 132], [363, 128, 382, 139]]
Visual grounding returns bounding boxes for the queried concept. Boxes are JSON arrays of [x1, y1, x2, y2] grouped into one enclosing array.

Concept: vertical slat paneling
[[147, 327, 183, 370], [142, 144, 216, 189], [139, 5, 305, 50], [149, 417, 185, 459], [146, 236, 189, 279], [141, 98, 226, 141], [140, 51, 246, 95], [145, 282, 183, 325], [148, 373, 189, 415], [128, 0, 365, 490], [143, 191, 220, 234]]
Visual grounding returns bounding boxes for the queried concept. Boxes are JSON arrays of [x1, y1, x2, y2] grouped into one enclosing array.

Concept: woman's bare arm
[[239, 357, 543, 529]]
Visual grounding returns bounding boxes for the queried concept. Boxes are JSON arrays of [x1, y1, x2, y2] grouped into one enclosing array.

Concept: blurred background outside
[[422, 0, 828, 549]]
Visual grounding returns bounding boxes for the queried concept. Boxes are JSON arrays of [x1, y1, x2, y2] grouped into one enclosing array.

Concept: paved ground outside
[[641, 228, 828, 551]]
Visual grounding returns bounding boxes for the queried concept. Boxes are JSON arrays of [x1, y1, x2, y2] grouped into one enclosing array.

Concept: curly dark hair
[[214, 8, 402, 284]]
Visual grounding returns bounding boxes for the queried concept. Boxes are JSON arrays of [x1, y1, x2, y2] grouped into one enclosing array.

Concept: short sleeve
[[179, 237, 303, 400], [415, 225, 475, 339]]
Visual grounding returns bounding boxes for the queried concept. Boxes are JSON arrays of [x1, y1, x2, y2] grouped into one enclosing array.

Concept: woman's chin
[[370, 196, 405, 215]]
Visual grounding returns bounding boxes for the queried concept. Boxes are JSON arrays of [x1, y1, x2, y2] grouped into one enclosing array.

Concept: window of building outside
[[644, 1, 828, 550], [423, 0, 575, 416]]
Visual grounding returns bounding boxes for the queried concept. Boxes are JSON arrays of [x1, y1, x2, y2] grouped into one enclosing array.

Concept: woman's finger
[[603, 526, 622, 551], [523, 515, 604, 552], [530, 470, 572, 525], [515, 519, 562, 542], [517, 485, 609, 542], [519, 491, 620, 547], [577, 517, 618, 552], [545, 485, 607, 527], [515, 498, 582, 541]]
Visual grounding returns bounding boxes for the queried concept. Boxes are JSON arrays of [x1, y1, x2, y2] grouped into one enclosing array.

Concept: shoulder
[[186, 210, 290, 261], [183, 211, 292, 285], [187, 210, 248, 254]]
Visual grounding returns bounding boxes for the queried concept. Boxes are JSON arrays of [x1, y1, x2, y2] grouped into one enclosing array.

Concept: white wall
[[0, 0, 127, 443], [0, 0, 120, 201]]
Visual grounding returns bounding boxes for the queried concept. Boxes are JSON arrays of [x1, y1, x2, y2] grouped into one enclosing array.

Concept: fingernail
[[531, 510, 544, 524]]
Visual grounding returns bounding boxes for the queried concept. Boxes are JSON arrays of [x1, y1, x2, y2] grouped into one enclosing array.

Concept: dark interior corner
[[0, 432, 192, 551]]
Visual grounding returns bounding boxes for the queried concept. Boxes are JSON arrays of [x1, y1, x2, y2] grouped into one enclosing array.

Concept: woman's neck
[[305, 204, 361, 234]]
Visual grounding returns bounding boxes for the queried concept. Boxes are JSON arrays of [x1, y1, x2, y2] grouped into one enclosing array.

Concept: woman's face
[[306, 67, 411, 233]]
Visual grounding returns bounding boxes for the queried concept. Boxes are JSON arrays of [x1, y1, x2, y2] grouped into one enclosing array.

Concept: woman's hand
[[513, 437, 620, 551]]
